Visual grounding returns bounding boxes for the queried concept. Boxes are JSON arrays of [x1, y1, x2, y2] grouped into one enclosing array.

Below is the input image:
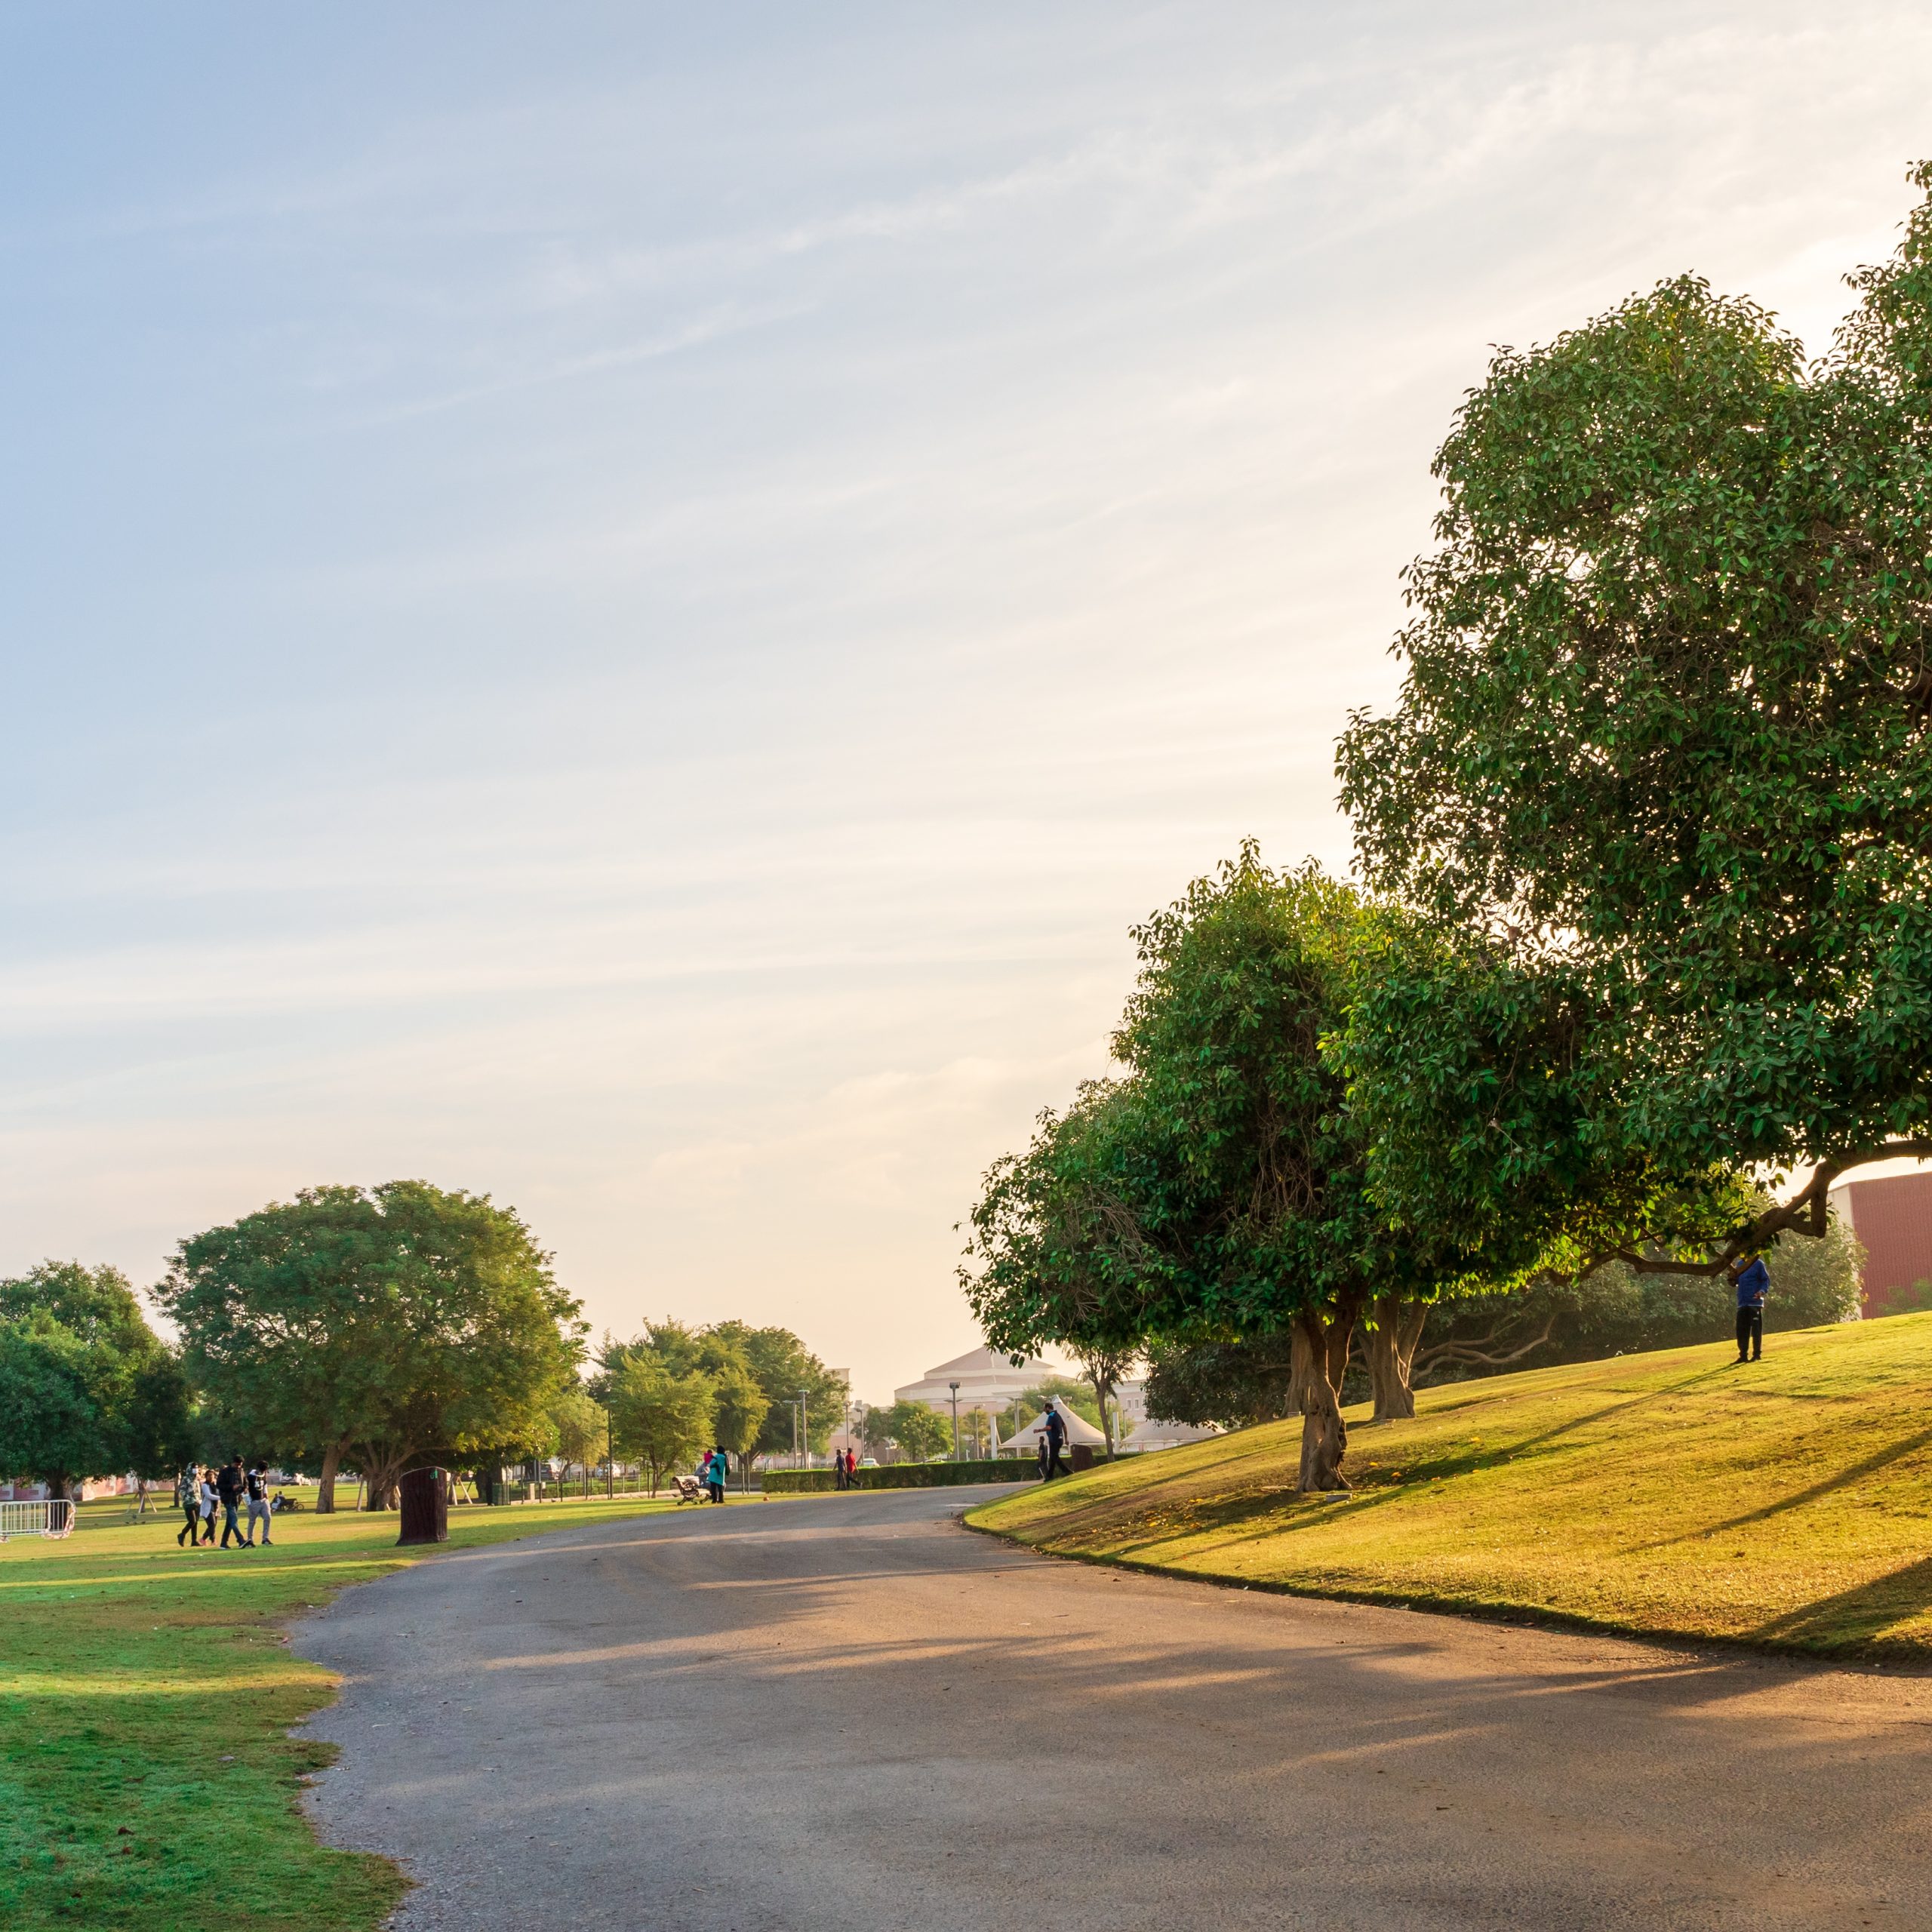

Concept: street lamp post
[[949, 1380, 961, 1461], [798, 1389, 809, 1470]]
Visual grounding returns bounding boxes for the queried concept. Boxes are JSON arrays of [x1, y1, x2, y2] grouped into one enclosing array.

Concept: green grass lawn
[[971, 1312, 1932, 1660], [0, 1491, 699, 1931]]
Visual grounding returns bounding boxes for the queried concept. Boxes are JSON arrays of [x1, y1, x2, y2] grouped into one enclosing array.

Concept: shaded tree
[[159, 1182, 582, 1512]]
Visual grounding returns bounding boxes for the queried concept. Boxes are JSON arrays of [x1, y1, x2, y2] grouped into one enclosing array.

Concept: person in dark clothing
[[833, 1447, 848, 1491], [1041, 1403, 1069, 1479], [242, 1461, 274, 1546], [1731, 1253, 1770, 1362], [176, 1465, 202, 1548], [215, 1457, 247, 1547]]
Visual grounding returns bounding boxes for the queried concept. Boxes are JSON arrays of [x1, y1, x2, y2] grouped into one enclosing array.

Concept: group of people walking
[[830, 1447, 861, 1488], [175, 1457, 275, 1548]]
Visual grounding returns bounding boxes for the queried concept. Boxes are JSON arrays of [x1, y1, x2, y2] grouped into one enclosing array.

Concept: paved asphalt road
[[295, 1486, 1932, 1931]]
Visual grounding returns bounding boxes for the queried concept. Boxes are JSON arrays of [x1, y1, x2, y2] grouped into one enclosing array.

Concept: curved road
[[296, 1487, 1931, 1931]]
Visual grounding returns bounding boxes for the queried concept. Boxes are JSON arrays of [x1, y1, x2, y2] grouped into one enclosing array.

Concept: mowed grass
[[972, 1313, 1932, 1660], [0, 1491, 693, 1931]]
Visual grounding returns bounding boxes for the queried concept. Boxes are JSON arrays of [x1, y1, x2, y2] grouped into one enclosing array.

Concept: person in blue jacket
[[706, 1445, 728, 1503], [1730, 1252, 1770, 1363]]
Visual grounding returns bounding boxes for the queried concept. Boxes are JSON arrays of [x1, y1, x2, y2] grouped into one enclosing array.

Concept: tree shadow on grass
[[1751, 1557, 1932, 1654], [1635, 1426, 1932, 1552]]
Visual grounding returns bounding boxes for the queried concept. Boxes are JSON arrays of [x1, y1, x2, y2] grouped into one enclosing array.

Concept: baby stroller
[[669, 1473, 708, 1505]]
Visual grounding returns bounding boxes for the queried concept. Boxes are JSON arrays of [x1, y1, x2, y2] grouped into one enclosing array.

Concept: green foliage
[[858, 1398, 953, 1463], [158, 1182, 583, 1508], [1338, 171, 1932, 1219], [605, 1354, 715, 1493], [545, 1385, 605, 1484], [710, 1321, 847, 1466], [0, 1263, 189, 1493], [1142, 1337, 1295, 1431]]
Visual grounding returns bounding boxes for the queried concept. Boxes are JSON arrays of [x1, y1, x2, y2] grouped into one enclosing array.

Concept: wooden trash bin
[[1070, 1444, 1097, 1473], [397, 1466, 450, 1546]]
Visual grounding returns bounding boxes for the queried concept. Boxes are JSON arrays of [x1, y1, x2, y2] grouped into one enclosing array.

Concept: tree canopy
[[158, 1181, 583, 1510], [709, 1321, 847, 1472], [966, 850, 1502, 1487], [0, 1263, 189, 1497], [1338, 166, 1932, 1254]]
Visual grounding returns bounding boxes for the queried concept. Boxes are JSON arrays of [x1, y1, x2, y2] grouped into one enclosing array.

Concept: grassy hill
[[969, 1312, 1932, 1660]]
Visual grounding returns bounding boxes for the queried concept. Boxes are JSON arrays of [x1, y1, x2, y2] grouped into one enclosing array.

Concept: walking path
[[295, 1486, 1932, 1930]]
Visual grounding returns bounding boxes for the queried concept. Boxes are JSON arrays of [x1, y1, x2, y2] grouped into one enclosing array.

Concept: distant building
[[1829, 1171, 1932, 1317], [894, 1345, 1066, 1416]]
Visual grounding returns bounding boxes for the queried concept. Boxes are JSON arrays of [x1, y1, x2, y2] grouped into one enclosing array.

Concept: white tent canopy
[[1000, 1402, 1107, 1453]]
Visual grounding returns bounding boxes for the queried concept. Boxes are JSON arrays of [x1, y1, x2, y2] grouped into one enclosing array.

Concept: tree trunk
[[1366, 1294, 1429, 1422], [316, 1441, 343, 1514], [1294, 1300, 1360, 1492]]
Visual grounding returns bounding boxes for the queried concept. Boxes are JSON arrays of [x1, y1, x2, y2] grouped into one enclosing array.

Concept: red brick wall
[[1835, 1173, 1932, 1316]]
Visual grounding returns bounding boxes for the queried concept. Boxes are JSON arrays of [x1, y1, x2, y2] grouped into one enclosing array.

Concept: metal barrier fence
[[0, 1499, 74, 1541]]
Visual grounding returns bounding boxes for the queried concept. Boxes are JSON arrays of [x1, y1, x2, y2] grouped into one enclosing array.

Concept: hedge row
[[762, 1458, 1045, 1494]]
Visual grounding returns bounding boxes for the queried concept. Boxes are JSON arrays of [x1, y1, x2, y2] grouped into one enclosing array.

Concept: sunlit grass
[[0, 1492, 687, 1930], [971, 1313, 1932, 1659]]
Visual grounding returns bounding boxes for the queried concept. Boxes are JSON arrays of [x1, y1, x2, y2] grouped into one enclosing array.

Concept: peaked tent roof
[[1003, 1403, 1108, 1449]]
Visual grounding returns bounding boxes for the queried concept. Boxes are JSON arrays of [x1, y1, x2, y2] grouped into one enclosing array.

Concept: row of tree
[[962, 166, 1932, 1489], [1, 1180, 846, 1505]]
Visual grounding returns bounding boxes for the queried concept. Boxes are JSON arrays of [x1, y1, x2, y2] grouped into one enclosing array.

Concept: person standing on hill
[[1731, 1252, 1770, 1363], [242, 1460, 274, 1546], [1041, 1402, 1069, 1480]]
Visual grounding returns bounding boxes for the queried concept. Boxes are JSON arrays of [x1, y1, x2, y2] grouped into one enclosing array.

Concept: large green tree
[[1338, 166, 1932, 1266], [968, 851, 1497, 1488], [158, 1182, 583, 1511], [0, 1263, 189, 1497]]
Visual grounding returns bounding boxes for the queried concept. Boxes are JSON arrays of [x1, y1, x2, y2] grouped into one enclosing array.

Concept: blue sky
[[5, 3, 1930, 1398]]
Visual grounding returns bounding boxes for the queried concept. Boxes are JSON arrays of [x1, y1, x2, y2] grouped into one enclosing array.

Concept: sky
[[5, 2, 1932, 1402]]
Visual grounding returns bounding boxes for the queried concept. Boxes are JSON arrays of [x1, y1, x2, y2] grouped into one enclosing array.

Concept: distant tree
[[607, 1355, 715, 1494], [710, 1322, 847, 1479], [596, 1323, 771, 1490], [0, 1263, 189, 1497], [547, 1385, 606, 1497], [159, 1182, 583, 1512], [859, 1399, 952, 1463], [1068, 1346, 1136, 1454]]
